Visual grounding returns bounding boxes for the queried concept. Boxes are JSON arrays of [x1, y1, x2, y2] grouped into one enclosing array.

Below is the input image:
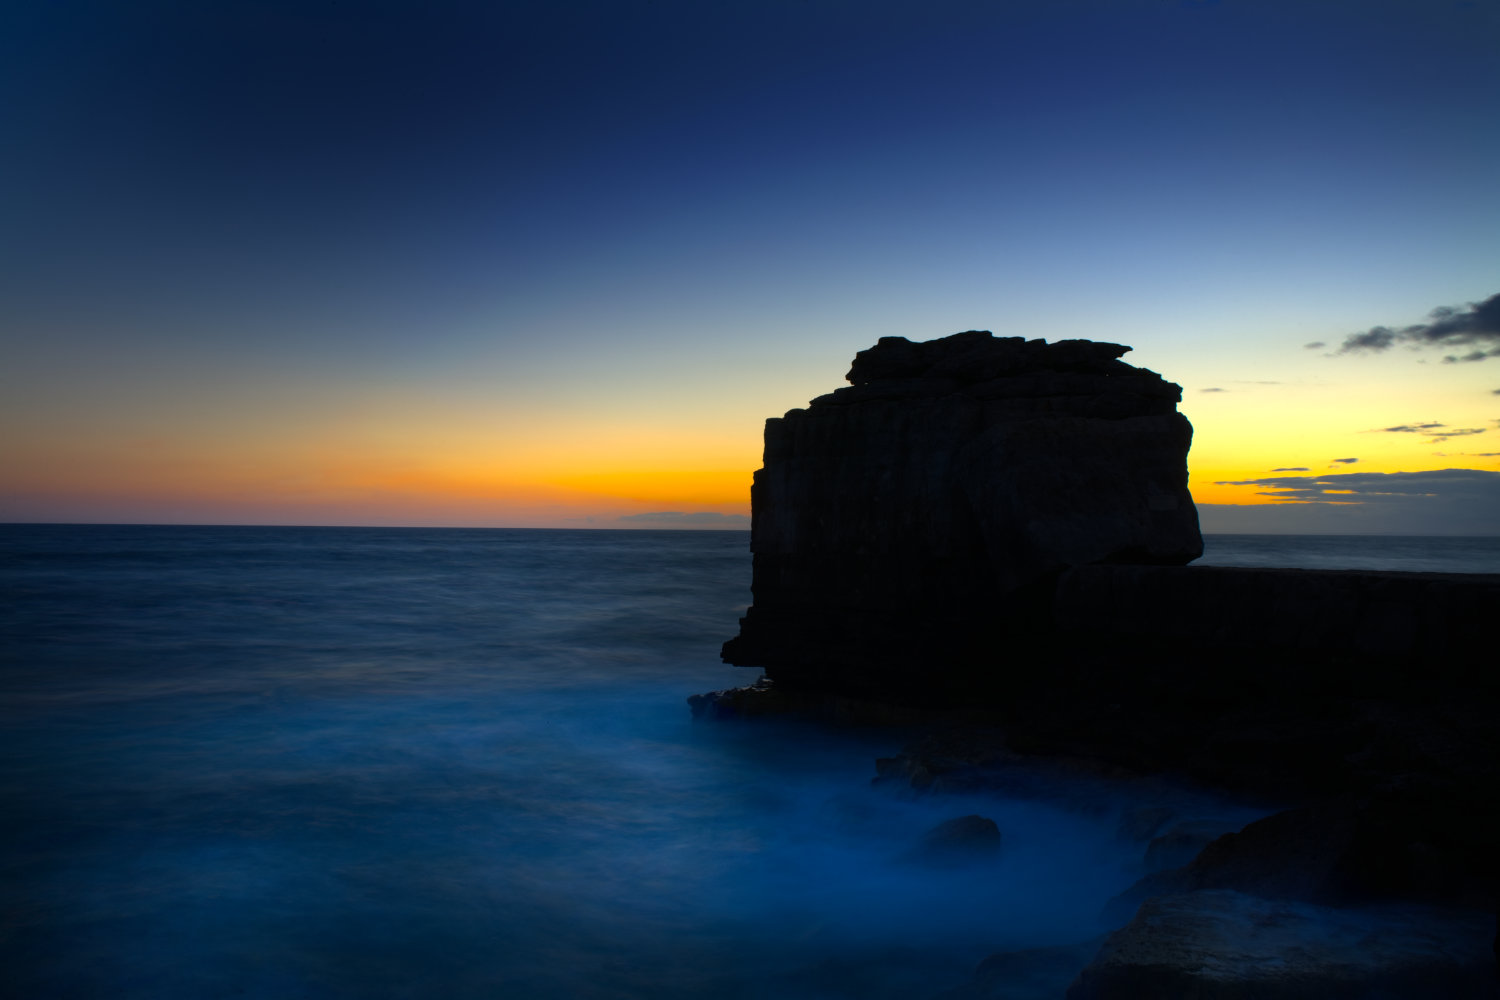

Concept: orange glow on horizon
[[1188, 465, 1298, 507]]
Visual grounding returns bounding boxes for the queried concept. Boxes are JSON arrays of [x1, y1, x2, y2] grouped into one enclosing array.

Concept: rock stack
[[723, 330, 1201, 699]]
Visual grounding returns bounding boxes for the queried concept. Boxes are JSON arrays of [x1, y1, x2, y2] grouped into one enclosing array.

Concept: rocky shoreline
[[700, 331, 1499, 998], [692, 689, 1498, 998]]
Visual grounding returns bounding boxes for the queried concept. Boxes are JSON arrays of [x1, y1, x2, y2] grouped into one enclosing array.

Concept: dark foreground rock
[[1106, 786, 1499, 927], [1068, 890, 1498, 999]]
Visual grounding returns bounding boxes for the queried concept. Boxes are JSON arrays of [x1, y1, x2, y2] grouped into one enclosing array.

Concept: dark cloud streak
[[1334, 292, 1500, 361], [1374, 422, 1486, 441], [1213, 468, 1500, 506]]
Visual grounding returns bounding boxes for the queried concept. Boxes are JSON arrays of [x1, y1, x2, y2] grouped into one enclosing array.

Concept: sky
[[3, 0, 1498, 534]]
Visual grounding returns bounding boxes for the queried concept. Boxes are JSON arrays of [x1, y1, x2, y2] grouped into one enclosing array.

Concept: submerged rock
[[932, 937, 1108, 1000], [687, 676, 794, 720], [905, 814, 1002, 867]]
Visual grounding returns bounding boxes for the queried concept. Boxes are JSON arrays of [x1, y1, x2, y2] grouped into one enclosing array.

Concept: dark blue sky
[[4, 0, 1498, 528]]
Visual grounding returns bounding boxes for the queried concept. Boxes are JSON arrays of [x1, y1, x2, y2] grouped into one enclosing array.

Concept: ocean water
[[1, 526, 1491, 999], [1198, 532, 1500, 574]]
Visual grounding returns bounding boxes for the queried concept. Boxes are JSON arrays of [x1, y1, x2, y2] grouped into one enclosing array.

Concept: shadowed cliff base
[[707, 330, 1499, 998]]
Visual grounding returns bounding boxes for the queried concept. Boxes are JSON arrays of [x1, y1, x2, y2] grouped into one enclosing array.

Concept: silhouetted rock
[[719, 331, 1498, 743], [724, 330, 1201, 699], [1069, 890, 1497, 1000]]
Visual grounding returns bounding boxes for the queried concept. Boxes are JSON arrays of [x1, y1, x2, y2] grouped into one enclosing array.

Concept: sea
[[3, 525, 1497, 1000]]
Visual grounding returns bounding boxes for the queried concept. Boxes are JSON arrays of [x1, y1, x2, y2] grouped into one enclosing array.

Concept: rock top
[[807, 330, 1185, 418], [846, 331, 1133, 386]]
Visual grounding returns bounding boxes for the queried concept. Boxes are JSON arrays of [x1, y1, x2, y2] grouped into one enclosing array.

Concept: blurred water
[[1199, 532, 1500, 573], [4, 525, 1477, 998]]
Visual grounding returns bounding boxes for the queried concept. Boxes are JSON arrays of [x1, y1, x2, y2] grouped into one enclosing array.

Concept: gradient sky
[[3, 0, 1498, 533]]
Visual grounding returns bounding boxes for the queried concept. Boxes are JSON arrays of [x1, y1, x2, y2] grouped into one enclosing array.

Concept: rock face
[[723, 331, 1201, 698]]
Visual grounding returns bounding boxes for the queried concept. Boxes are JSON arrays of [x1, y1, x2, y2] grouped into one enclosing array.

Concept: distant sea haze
[[0, 525, 1493, 999]]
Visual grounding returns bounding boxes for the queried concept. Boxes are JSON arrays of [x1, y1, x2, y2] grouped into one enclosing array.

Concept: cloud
[[1304, 341, 1326, 350], [1200, 469, 1500, 534], [1199, 387, 1226, 393], [1374, 422, 1486, 442], [1269, 467, 1310, 472], [616, 511, 750, 528], [1333, 292, 1500, 361], [1213, 467, 1500, 503], [1331, 457, 1358, 464]]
